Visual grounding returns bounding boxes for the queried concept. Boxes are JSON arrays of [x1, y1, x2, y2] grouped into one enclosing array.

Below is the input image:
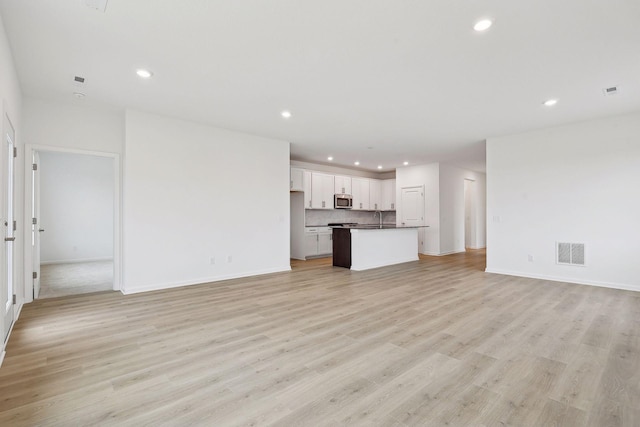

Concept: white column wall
[[486, 112, 640, 291], [396, 163, 440, 255], [123, 110, 291, 293]]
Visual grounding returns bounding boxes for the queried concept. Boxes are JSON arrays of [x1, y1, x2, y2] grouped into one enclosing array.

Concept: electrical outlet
[[227, 255, 232, 263], [528, 254, 534, 262], [209, 257, 215, 265]]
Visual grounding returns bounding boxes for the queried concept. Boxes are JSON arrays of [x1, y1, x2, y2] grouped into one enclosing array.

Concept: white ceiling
[[1, 0, 639, 173]]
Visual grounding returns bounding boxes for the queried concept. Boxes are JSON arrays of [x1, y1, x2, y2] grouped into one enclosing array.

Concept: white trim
[[420, 249, 467, 256], [23, 144, 122, 303], [121, 266, 292, 295], [485, 268, 640, 293], [0, 350, 4, 368], [41, 257, 113, 265]]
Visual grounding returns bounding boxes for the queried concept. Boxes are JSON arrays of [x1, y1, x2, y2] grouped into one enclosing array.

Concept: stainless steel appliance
[[334, 194, 353, 209]]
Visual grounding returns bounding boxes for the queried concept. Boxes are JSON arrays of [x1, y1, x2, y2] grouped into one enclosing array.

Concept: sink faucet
[[374, 210, 382, 227]]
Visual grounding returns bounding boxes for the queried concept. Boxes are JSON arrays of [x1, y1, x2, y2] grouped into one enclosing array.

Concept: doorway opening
[[464, 179, 477, 250], [32, 150, 116, 299]]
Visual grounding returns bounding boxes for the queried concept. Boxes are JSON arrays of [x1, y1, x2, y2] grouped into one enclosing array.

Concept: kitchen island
[[332, 224, 424, 271]]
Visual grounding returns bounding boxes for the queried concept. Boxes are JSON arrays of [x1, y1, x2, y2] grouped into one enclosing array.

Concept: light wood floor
[[39, 260, 114, 299], [1, 250, 639, 426]]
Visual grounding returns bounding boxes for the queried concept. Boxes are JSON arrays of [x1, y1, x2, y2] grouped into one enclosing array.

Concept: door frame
[[23, 144, 121, 302], [464, 178, 477, 250], [2, 111, 16, 344]]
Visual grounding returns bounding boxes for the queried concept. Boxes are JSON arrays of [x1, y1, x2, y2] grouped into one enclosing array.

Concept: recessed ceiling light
[[327, 156, 333, 161], [354, 161, 360, 166], [377, 165, 383, 170], [473, 19, 493, 32], [543, 99, 558, 107], [281, 110, 292, 119], [136, 69, 153, 79], [403, 161, 409, 166]]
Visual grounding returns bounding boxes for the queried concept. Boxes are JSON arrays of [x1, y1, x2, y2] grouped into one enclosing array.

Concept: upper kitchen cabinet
[[311, 172, 335, 209], [369, 179, 382, 211], [352, 177, 370, 210], [381, 179, 396, 211], [290, 167, 305, 191], [334, 175, 352, 195]]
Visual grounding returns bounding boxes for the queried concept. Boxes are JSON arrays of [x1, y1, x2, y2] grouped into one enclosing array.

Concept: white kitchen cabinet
[[381, 179, 396, 211], [352, 177, 370, 210], [290, 167, 304, 191], [305, 227, 332, 258], [303, 170, 312, 209], [304, 232, 319, 256], [369, 179, 382, 211], [334, 175, 352, 195], [311, 172, 334, 209], [318, 231, 333, 255]]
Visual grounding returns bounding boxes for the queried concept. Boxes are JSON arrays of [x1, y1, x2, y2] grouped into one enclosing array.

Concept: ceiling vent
[[603, 86, 619, 96], [74, 76, 85, 84], [557, 242, 585, 266], [83, 0, 108, 12]]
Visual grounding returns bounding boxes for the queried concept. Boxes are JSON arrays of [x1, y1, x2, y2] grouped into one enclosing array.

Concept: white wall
[[22, 98, 124, 154], [39, 151, 114, 264], [1, 12, 23, 351], [123, 110, 290, 293], [486, 112, 640, 291]]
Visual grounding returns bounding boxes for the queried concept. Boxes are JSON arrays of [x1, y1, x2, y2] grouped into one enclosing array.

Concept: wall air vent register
[[556, 242, 585, 266]]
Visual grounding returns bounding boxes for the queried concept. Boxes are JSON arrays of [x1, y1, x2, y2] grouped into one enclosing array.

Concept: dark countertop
[[330, 224, 429, 229]]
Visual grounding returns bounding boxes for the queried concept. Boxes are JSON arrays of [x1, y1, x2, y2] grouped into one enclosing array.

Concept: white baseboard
[[485, 268, 640, 293], [41, 256, 113, 266], [1, 300, 23, 368], [121, 265, 292, 295], [420, 249, 466, 256]]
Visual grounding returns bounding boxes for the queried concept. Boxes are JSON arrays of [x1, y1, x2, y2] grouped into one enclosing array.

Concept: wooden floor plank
[[1, 249, 638, 426]]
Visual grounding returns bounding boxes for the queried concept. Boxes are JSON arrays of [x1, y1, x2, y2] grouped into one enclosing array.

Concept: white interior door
[[401, 186, 425, 252], [32, 151, 41, 299], [2, 115, 16, 342], [400, 186, 424, 226]]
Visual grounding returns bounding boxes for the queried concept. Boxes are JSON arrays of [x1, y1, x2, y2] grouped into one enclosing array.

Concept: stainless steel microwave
[[334, 194, 353, 209]]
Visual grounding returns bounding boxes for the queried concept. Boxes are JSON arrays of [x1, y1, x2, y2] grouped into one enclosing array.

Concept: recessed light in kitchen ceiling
[[473, 19, 493, 32], [403, 161, 409, 166], [377, 165, 383, 170], [543, 99, 558, 107], [327, 156, 333, 161], [136, 69, 153, 79], [281, 110, 292, 119], [354, 161, 360, 166]]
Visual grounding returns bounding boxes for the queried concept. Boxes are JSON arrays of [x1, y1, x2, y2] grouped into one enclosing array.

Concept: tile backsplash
[[305, 209, 396, 226]]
